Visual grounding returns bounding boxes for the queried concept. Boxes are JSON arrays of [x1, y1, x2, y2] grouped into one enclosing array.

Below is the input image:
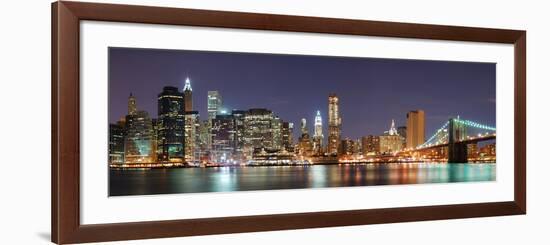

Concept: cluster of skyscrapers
[[108, 77, 429, 167]]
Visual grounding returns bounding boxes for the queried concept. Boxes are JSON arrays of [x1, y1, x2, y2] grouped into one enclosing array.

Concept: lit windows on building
[[124, 110, 156, 164], [211, 114, 237, 163], [243, 108, 275, 156], [328, 94, 341, 155], [184, 111, 199, 164], [313, 110, 324, 155], [362, 135, 380, 155], [108, 122, 125, 165], [157, 86, 185, 163]]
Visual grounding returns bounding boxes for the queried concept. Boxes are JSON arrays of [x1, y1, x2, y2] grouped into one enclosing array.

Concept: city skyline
[[109, 47, 496, 141]]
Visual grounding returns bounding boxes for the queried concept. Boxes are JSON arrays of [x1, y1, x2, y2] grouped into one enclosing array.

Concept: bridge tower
[[448, 118, 468, 163]]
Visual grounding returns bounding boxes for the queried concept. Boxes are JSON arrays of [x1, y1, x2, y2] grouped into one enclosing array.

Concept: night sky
[[109, 47, 496, 141]]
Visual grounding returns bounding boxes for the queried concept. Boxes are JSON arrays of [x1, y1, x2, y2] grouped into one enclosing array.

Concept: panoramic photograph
[[108, 47, 497, 196]]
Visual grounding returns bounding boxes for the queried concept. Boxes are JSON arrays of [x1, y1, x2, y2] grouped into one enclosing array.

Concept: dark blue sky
[[109, 47, 496, 140]]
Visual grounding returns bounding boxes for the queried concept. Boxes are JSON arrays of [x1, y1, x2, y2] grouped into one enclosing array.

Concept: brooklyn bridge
[[406, 117, 496, 163]]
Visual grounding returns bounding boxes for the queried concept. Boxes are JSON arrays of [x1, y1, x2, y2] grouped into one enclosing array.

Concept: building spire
[[389, 119, 398, 135], [184, 77, 192, 91]]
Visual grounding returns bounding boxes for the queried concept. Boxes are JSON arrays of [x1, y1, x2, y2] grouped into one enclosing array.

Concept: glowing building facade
[[243, 108, 275, 156], [379, 120, 403, 154], [313, 110, 324, 154], [157, 86, 185, 163], [108, 121, 125, 165], [328, 94, 341, 155], [124, 110, 156, 164]]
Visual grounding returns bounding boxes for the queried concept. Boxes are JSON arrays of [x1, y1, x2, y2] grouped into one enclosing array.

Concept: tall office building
[[108, 121, 125, 165], [184, 111, 199, 164], [231, 110, 246, 158], [340, 138, 355, 155], [157, 86, 185, 162], [124, 110, 156, 164], [128, 93, 137, 116], [211, 114, 236, 163], [313, 110, 324, 154], [361, 135, 380, 155], [207, 91, 222, 121], [207, 91, 222, 150], [300, 118, 308, 135], [281, 122, 294, 152], [328, 94, 342, 155], [243, 108, 274, 156], [183, 77, 193, 112], [406, 110, 425, 149], [297, 119, 313, 157], [380, 120, 403, 153], [271, 116, 283, 150]]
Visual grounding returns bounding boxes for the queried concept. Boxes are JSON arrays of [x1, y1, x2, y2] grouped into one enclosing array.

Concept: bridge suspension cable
[[454, 119, 496, 131]]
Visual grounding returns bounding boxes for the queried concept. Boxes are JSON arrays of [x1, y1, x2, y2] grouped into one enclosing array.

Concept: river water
[[109, 163, 495, 196]]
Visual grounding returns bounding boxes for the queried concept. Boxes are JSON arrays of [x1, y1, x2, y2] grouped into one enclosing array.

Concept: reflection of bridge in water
[[408, 117, 496, 163]]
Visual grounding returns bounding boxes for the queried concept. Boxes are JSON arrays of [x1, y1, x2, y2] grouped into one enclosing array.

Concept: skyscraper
[[207, 91, 222, 150], [108, 121, 125, 165], [211, 114, 236, 163], [183, 77, 193, 112], [207, 91, 222, 122], [182, 77, 198, 164], [184, 111, 199, 164], [328, 94, 341, 155], [157, 86, 185, 162], [297, 119, 312, 157], [313, 110, 324, 154], [300, 118, 308, 135], [406, 110, 425, 149], [232, 110, 246, 158], [243, 108, 275, 156], [125, 110, 156, 164], [281, 122, 294, 152], [128, 93, 137, 116], [379, 120, 403, 153], [362, 135, 380, 155], [340, 138, 355, 156], [271, 116, 283, 150]]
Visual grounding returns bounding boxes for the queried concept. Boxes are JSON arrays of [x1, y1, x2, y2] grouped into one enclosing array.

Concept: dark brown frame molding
[[52, 1, 526, 244]]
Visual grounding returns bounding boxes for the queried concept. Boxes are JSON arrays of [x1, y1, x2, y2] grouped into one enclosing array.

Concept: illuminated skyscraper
[[125, 110, 156, 164], [157, 86, 185, 163], [184, 111, 199, 164], [271, 116, 283, 150], [297, 119, 312, 157], [328, 94, 341, 155], [282, 122, 294, 152], [183, 77, 193, 112], [361, 135, 380, 155], [300, 118, 308, 135], [211, 114, 236, 163], [207, 91, 222, 122], [108, 121, 125, 165], [313, 110, 324, 154], [207, 91, 222, 149], [340, 138, 354, 156], [243, 108, 275, 156], [406, 110, 425, 149], [128, 93, 137, 116], [182, 77, 198, 164], [232, 110, 246, 158], [379, 120, 403, 153], [387, 119, 398, 136]]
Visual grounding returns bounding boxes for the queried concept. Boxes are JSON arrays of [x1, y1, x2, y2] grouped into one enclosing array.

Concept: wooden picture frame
[[52, 1, 526, 244]]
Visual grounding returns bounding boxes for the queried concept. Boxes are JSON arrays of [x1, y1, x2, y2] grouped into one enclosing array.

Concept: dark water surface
[[109, 163, 496, 196]]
